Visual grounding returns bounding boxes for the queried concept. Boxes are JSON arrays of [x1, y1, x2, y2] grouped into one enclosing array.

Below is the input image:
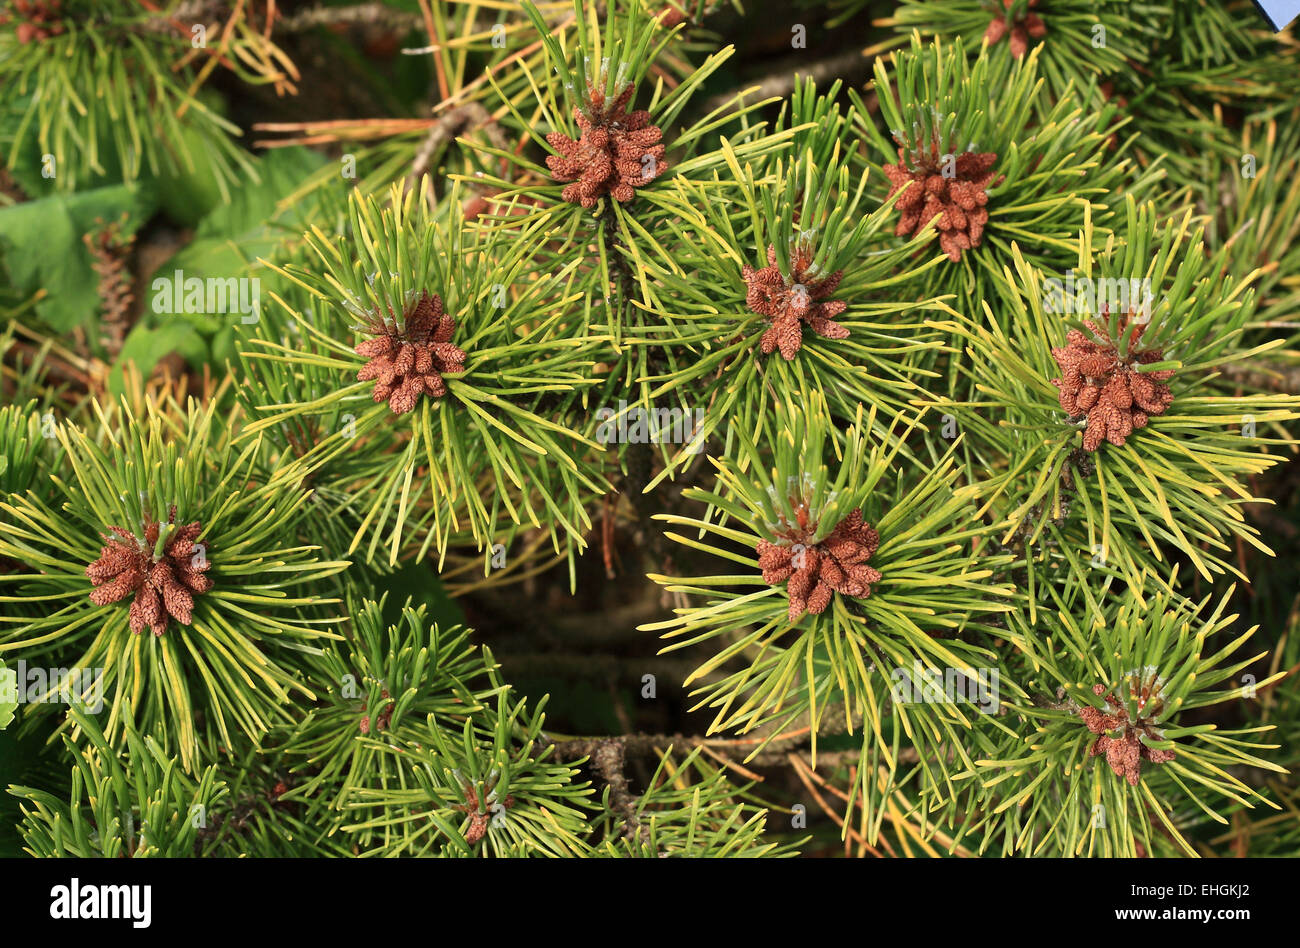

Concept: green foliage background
[[1, 0, 1299, 859]]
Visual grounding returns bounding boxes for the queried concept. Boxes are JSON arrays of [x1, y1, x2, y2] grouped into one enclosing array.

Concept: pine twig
[[276, 2, 422, 32], [405, 102, 508, 197]]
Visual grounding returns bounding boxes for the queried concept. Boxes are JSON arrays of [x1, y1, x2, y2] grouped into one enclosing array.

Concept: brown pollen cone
[[356, 290, 467, 415], [1049, 315, 1173, 452], [85, 505, 213, 637], [883, 139, 1004, 262], [983, 0, 1046, 58], [545, 83, 666, 209], [358, 688, 394, 734], [0, 0, 66, 43], [658, 5, 688, 28], [454, 783, 514, 845], [758, 507, 882, 623], [1077, 680, 1176, 787], [742, 244, 848, 360]]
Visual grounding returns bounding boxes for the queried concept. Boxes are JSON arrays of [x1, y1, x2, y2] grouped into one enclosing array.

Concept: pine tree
[[2, 0, 1299, 862]]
